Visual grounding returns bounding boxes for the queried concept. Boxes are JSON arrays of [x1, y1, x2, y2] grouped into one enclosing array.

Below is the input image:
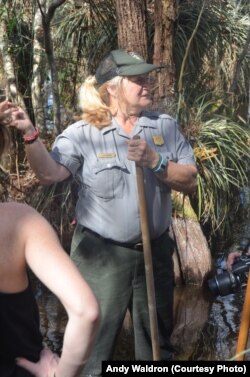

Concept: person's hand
[[8, 106, 35, 135], [127, 138, 159, 169], [226, 251, 242, 271], [16, 348, 59, 377], [0, 101, 18, 126]]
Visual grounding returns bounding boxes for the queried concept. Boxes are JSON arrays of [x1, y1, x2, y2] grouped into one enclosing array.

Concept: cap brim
[[118, 63, 165, 76]]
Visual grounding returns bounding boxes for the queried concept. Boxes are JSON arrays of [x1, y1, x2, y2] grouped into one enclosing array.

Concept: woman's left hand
[[127, 138, 159, 169]]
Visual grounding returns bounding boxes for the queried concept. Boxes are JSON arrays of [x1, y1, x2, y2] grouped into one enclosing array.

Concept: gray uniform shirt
[[50, 111, 196, 243]]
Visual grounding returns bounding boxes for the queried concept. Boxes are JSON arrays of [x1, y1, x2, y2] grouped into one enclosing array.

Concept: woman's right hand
[[8, 106, 36, 136], [0, 101, 18, 126], [16, 348, 59, 377]]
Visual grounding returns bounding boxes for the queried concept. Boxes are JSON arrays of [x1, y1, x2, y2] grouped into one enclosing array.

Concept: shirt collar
[[101, 111, 157, 135]]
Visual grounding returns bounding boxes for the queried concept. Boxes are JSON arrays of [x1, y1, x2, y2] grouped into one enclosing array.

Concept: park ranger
[[9, 49, 197, 376]]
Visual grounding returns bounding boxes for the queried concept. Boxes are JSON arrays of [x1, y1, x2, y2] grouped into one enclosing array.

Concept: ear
[[106, 84, 117, 99]]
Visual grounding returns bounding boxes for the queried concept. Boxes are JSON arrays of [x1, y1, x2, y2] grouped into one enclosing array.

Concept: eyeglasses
[[125, 75, 156, 86]]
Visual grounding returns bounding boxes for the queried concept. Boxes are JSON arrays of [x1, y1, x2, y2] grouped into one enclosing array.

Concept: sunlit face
[[120, 74, 155, 110]]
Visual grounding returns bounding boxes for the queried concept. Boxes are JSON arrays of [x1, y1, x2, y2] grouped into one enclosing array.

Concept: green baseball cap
[[95, 49, 164, 85]]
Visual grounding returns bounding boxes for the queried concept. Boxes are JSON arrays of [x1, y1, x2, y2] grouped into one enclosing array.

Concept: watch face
[[159, 155, 168, 172]]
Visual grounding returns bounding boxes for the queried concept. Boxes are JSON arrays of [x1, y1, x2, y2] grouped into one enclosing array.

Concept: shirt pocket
[[90, 159, 127, 200]]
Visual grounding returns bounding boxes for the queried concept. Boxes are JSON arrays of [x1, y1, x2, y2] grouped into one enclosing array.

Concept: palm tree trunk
[[171, 192, 212, 286], [0, 16, 26, 108], [38, 0, 67, 135], [32, 0, 46, 133]]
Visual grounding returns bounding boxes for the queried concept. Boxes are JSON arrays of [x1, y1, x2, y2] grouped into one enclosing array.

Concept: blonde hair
[[78, 76, 123, 129]]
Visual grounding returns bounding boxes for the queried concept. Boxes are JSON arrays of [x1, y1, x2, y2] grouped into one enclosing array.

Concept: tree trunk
[[115, 0, 148, 59], [153, 0, 177, 110], [0, 16, 26, 108], [153, 0, 177, 111], [38, 0, 67, 135], [32, 0, 46, 133], [171, 286, 211, 359], [170, 192, 212, 286], [171, 218, 212, 286], [0, 6, 27, 175]]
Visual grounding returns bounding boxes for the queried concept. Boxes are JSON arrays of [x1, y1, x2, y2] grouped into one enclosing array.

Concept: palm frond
[[189, 100, 250, 233]]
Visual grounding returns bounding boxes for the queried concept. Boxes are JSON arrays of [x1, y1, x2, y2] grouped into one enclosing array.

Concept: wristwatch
[[151, 153, 168, 173], [157, 153, 168, 173]]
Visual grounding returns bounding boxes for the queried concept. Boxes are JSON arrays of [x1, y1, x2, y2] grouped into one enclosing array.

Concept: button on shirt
[[50, 111, 196, 243]]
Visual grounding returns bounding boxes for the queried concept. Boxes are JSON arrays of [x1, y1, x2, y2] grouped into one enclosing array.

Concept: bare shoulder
[[0, 202, 31, 226], [0, 202, 58, 275], [0, 203, 40, 289], [0, 202, 49, 237], [0, 201, 36, 214]]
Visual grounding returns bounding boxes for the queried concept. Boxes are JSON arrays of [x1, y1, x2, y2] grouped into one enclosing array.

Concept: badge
[[97, 153, 116, 159], [153, 135, 164, 146]]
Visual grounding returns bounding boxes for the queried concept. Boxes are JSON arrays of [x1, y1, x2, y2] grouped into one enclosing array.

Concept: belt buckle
[[134, 242, 143, 251]]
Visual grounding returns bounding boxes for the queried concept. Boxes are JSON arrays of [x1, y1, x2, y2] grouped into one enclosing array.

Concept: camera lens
[[207, 276, 219, 296], [207, 272, 240, 296], [207, 255, 250, 297]]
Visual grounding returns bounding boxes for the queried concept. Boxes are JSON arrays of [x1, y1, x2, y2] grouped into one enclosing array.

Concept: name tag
[[97, 152, 116, 159], [153, 135, 164, 146]]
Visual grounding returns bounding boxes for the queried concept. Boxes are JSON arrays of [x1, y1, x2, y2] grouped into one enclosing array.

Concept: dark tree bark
[[37, 0, 67, 135], [115, 0, 148, 59], [153, 0, 177, 110]]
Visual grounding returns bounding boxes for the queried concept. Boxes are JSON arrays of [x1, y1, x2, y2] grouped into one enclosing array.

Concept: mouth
[[141, 94, 151, 99]]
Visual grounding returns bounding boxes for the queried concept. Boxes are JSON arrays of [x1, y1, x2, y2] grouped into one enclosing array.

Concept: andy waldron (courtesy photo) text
[[103, 363, 247, 375]]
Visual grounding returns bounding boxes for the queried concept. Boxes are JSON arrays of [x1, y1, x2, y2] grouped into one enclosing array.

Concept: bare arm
[[20, 209, 100, 377], [155, 161, 197, 193], [10, 107, 70, 185], [25, 138, 70, 185]]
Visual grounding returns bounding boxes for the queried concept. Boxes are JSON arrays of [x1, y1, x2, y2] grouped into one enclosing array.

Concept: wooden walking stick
[[135, 162, 161, 360], [235, 268, 250, 360]]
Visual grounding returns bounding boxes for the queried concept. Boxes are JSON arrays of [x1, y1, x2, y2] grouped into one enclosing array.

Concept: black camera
[[207, 254, 250, 296]]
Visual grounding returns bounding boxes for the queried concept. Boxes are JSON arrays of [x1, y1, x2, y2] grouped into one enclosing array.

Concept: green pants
[[71, 224, 175, 377]]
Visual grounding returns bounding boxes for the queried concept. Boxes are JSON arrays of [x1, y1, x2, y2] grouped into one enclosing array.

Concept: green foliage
[[52, 0, 117, 107], [181, 96, 250, 235], [175, 0, 250, 111], [173, 0, 250, 240]]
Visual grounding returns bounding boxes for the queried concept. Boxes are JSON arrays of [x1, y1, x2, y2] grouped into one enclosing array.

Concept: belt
[[83, 226, 169, 251]]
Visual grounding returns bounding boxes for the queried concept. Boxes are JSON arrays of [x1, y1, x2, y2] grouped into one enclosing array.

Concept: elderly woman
[[0, 101, 100, 377], [8, 49, 197, 375]]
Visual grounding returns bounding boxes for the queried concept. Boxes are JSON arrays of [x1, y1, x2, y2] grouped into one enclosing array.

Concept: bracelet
[[23, 128, 39, 144], [150, 153, 163, 173]]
